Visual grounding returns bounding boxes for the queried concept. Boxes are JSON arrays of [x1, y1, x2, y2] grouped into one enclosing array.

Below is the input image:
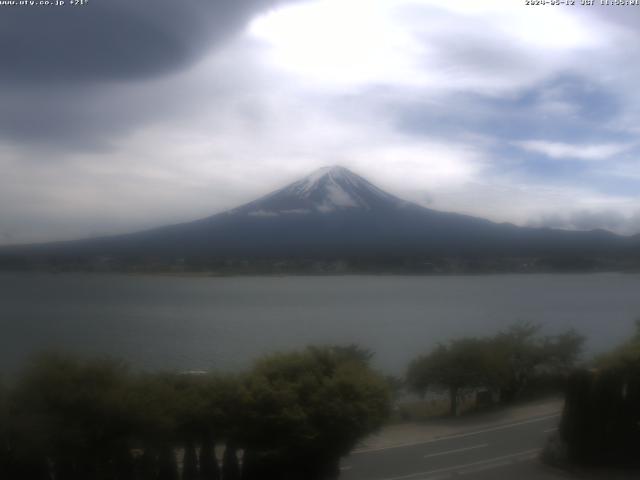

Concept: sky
[[2, 0, 640, 245]]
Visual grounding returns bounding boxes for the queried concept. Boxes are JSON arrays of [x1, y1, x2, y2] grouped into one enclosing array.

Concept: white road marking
[[340, 465, 352, 471], [423, 443, 488, 459], [381, 448, 541, 480], [352, 413, 560, 454], [456, 458, 519, 476], [456, 449, 541, 476], [543, 427, 557, 433]]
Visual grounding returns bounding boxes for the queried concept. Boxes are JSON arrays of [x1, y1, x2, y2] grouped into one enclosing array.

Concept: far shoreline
[[1, 268, 639, 279]]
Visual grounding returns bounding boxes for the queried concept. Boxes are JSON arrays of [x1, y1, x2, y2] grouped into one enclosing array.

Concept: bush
[[1, 345, 390, 480], [237, 346, 391, 479], [559, 367, 640, 467]]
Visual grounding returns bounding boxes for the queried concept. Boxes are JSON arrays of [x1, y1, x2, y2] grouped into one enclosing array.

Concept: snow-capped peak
[[235, 165, 406, 217], [294, 165, 353, 197]]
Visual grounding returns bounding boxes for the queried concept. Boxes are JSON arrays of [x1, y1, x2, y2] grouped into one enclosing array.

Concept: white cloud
[[416, 179, 640, 235], [514, 140, 633, 161], [249, 0, 424, 88], [248, 0, 615, 95], [529, 209, 640, 236]]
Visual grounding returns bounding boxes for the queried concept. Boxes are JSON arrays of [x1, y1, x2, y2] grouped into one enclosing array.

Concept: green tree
[[156, 444, 178, 480], [3, 346, 393, 480], [11, 352, 135, 480], [0, 378, 10, 478], [596, 319, 640, 372], [406, 338, 494, 416], [407, 323, 584, 413], [328, 344, 374, 365], [490, 322, 545, 402], [199, 433, 221, 480], [182, 441, 198, 480], [561, 321, 640, 466], [238, 346, 391, 479], [491, 322, 584, 402], [1, 373, 50, 480], [222, 443, 240, 480], [128, 372, 209, 480]]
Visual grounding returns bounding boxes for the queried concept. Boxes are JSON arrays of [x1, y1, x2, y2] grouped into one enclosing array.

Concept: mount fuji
[[230, 165, 409, 216], [1, 166, 637, 271]]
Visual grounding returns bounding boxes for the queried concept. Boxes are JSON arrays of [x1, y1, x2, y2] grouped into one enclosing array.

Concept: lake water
[[1, 272, 639, 376]]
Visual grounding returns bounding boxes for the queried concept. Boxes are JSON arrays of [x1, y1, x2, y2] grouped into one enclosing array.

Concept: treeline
[[4, 253, 640, 275], [406, 322, 584, 416], [0, 346, 391, 480], [3, 322, 633, 478]]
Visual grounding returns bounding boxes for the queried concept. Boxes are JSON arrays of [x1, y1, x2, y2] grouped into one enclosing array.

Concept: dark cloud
[[0, 76, 203, 151], [0, 85, 122, 150], [0, 0, 288, 84], [0, 0, 294, 151]]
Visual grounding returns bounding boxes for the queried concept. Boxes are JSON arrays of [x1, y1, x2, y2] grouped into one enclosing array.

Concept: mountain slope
[[230, 165, 407, 215], [0, 166, 637, 268]]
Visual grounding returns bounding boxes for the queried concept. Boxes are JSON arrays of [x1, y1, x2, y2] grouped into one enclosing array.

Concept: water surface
[[1, 272, 638, 375]]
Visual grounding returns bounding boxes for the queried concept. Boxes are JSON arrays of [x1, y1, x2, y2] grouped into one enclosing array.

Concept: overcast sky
[[2, 0, 640, 244]]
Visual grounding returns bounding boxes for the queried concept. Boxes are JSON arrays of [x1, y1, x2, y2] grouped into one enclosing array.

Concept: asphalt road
[[340, 413, 566, 480]]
